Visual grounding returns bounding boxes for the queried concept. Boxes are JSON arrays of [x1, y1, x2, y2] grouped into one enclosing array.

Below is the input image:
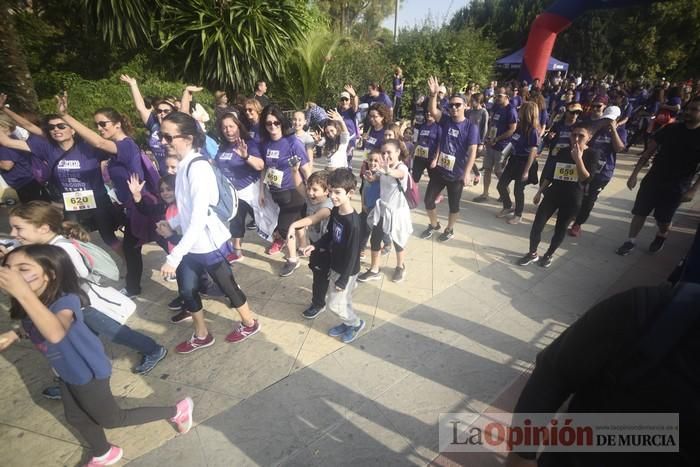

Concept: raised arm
[[56, 93, 118, 154], [180, 85, 203, 115], [0, 94, 43, 136], [427, 76, 443, 122], [0, 132, 31, 152], [344, 84, 359, 112], [119, 74, 151, 125]]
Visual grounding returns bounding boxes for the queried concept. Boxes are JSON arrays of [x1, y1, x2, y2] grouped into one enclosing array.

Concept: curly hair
[[368, 103, 392, 129]]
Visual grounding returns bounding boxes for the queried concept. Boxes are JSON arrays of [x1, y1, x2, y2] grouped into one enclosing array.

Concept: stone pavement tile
[[373, 285, 433, 325], [126, 425, 208, 467], [454, 271, 528, 311], [284, 400, 421, 467], [0, 423, 81, 467]]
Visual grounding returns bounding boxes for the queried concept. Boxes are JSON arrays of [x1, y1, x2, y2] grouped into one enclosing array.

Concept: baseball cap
[[567, 102, 583, 112], [602, 105, 621, 120], [340, 91, 351, 99], [592, 95, 609, 105]]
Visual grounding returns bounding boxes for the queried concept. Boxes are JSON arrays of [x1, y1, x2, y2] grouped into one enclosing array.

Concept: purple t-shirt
[[340, 108, 358, 150], [510, 128, 540, 158], [433, 114, 480, 181], [0, 146, 34, 188], [27, 135, 107, 196], [490, 104, 519, 151], [109, 138, 144, 204], [511, 95, 523, 108], [415, 122, 441, 160], [248, 122, 261, 144], [216, 139, 262, 190], [364, 127, 386, 151], [393, 77, 404, 98], [361, 92, 393, 109], [146, 114, 168, 175], [262, 136, 309, 191], [590, 127, 626, 182]]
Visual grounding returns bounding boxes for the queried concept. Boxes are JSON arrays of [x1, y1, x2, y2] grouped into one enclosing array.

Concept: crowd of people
[[0, 70, 698, 465]]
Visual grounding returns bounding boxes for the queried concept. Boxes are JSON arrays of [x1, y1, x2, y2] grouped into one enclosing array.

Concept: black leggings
[[574, 177, 608, 226], [229, 199, 254, 239], [61, 378, 174, 457], [271, 188, 305, 238], [497, 157, 528, 216], [369, 219, 403, 252], [529, 192, 581, 256], [424, 173, 464, 213], [178, 256, 247, 313], [412, 157, 431, 183]]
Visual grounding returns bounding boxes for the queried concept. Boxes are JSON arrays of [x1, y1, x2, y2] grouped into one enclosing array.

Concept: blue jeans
[[83, 306, 159, 355], [177, 253, 247, 313]]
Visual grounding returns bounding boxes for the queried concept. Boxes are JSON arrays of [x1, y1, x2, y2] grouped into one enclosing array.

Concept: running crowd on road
[[0, 70, 698, 465]]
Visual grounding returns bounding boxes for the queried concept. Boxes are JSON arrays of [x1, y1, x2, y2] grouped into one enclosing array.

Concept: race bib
[[553, 163, 578, 182], [415, 145, 429, 158], [437, 152, 456, 172], [264, 168, 284, 188], [63, 190, 97, 211]]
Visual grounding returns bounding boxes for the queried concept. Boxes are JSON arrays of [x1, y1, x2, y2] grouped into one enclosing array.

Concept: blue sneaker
[[341, 320, 366, 344], [133, 346, 168, 375], [328, 323, 349, 337], [42, 385, 62, 400]]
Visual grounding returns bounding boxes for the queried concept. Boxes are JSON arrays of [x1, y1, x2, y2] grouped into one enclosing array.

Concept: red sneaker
[[175, 333, 215, 354], [226, 249, 243, 264], [225, 319, 261, 343], [86, 445, 123, 466], [568, 224, 581, 237], [266, 239, 284, 255], [170, 397, 194, 434]]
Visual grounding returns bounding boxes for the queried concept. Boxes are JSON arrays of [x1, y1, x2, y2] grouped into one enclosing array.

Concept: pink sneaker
[[435, 194, 444, 204], [266, 239, 284, 255], [225, 319, 261, 343], [226, 249, 243, 264], [175, 333, 215, 354], [568, 224, 581, 237], [86, 445, 123, 466], [170, 397, 194, 434]]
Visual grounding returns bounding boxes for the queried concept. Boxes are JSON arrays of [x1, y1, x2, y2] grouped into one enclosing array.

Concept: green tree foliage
[[315, 0, 402, 37], [0, 0, 39, 111]]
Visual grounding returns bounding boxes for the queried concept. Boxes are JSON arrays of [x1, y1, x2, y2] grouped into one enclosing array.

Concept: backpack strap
[[185, 156, 210, 178]]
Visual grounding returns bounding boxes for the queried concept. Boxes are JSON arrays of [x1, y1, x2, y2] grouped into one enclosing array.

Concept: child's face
[[329, 186, 353, 207], [165, 157, 178, 175], [384, 130, 396, 140], [306, 182, 328, 205], [5, 251, 49, 296], [381, 144, 399, 165], [159, 183, 176, 204], [9, 217, 50, 245], [367, 154, 381, 171], [292, 112, 306, 131]]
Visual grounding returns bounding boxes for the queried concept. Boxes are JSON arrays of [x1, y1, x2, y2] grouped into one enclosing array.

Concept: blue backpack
[[185, 156, 238, 225]]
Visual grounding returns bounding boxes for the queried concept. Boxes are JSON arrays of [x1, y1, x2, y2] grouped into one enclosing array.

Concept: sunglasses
[[156, 108, 172, 115], [265, 120, 281, 128], [159, 132, 186, 144], [448, 103, 463, 109], [47, 123, 69, 131], [95, 121, 112, 128]]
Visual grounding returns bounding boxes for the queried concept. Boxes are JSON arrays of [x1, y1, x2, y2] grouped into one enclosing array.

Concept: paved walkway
[[0, 150, 697, 466]]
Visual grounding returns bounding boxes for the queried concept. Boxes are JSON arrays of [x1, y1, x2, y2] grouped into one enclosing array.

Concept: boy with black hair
[[302, 168, 364, 343]]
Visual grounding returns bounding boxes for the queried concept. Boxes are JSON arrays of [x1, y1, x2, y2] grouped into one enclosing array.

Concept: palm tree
[[0, 0, 40, 111]]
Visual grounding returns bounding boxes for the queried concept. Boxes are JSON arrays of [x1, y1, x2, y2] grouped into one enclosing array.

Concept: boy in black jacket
[[302, 168, 363, 343]]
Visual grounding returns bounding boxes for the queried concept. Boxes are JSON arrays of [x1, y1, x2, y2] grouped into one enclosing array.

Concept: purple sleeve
[[528, 128, 540, 148], [26, 135, 51, 162], [115, 138, 144, 175], [146, 113, 158, 131], [508, 106, 519, 124], [382, 94, 393, 107], [0, 146, 19, 163], [49, 294, 81, 315], [247, 138, 261, 157]]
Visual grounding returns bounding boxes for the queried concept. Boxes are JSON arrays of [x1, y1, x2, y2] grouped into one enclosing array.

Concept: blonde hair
[[61, 221, 91, 242], [517, 101, 541, 136], [0, 113, 15, 132]]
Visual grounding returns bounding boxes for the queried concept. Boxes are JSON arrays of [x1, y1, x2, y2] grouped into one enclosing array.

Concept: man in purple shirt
[[420, 76, 479, 243]]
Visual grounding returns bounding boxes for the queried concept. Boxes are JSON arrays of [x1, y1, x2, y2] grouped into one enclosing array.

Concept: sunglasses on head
[[95, 121, 112, 128], [265, 120, 281, 128], [156, 108, 172, 115], [47, 123, 69, 131]]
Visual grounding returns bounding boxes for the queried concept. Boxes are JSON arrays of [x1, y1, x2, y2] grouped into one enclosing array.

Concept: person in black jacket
[[302, 168, 363, 344]]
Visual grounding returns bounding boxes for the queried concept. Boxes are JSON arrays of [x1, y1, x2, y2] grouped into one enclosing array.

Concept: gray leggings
[[60, 378, 175, 457]]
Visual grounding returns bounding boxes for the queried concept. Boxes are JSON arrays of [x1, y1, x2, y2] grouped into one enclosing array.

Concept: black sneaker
[[517, 252, 539, 266], [357, 269, 382, 282], [538, 254, 553, 268], [302, 305, 325, 319], [42, 385, 62, 400], [420, 223, 442, 240], [391, 265, 406, 283], [246, 219, 257, 230], [616, 241, 636, 256], [438, 228, 454, 242], [168, 296, 183, 311], [648, 235, 666, 254], [279, 260, 300, 277], [170, 310, 193, 324]]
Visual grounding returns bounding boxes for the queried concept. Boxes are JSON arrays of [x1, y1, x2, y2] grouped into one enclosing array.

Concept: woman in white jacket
[[158, 112, 259, 354], [322, 109, 351, 169]]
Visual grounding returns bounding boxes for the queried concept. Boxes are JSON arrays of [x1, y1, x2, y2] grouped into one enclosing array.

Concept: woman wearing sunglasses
[[243, 98, 263, 143], [259, 106, 312, 256], [0, 95, 121, 253], [55, 93, 154, 297], [120, 74, 176, 175]]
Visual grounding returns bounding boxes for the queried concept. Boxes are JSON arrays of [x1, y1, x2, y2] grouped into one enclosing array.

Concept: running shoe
[[266, 239, 284, 255], [134, 346, 167, 375], [648, 235, 666, 254], [226, 249, 244, 264], [170, 397, 195, 434], [616, 241, 636, 256], [517, 252, 539, 266], [341, 320, 366, 344], [246, 219, 257, 230], [279, 260, 300, 277], [357, 269, 382, 282], [170, 310, 193, 324], [176, 333, 215, 354], [496, 208, 514, 218], [507, 215, 522, 225], [86, 445, 123, 466], [420, 223, 442, 240], [328, 323, 349, 337], [391, 265, 406, 283], [438, 228, 454, 242], [303, 305, 326, 319], [119, 288, 140, 298], [167, 296, 183, 311], [42, 385, 62, 400], [538, 255, 553, 268], [568, 224, 581, 237], [225, 319, 260, 343], [472, 194, 489, 203]]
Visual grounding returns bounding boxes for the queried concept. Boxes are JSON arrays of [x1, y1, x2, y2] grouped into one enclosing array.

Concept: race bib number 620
[[63, 190, 97, 211]]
